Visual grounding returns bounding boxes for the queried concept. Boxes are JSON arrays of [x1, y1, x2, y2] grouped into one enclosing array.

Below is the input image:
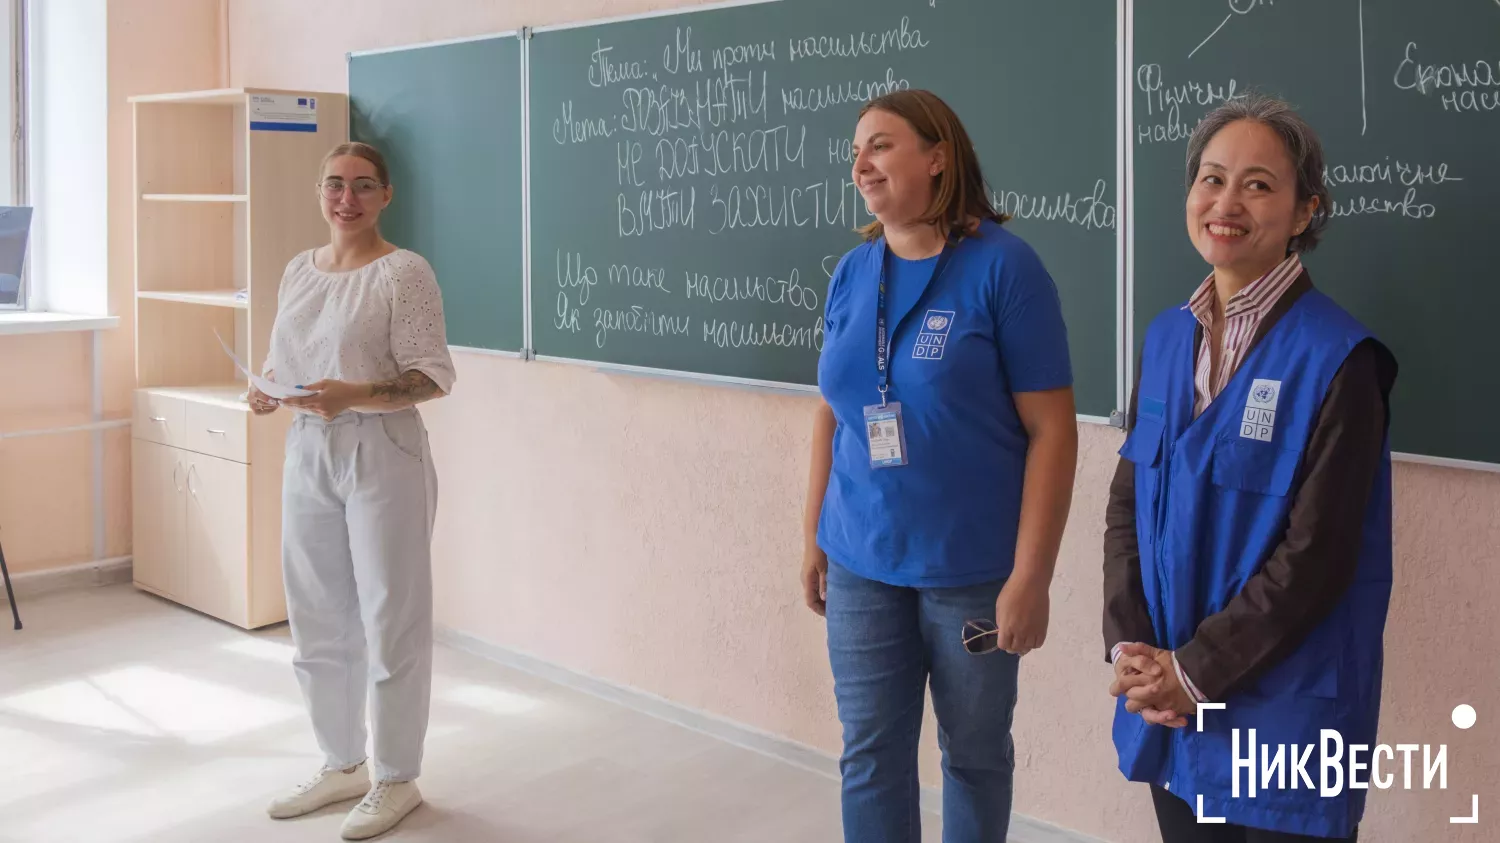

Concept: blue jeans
[[825, 561, 1020, 843]]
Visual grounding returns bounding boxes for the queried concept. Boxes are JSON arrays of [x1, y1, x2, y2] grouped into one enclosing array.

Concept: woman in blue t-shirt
[[801, 89, 1079, 842]]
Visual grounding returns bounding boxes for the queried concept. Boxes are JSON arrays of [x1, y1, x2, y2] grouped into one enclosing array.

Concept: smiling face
[[851, 108, 946, 227], [318, 154, 391, 236], [1187, 119, 1318, 280]]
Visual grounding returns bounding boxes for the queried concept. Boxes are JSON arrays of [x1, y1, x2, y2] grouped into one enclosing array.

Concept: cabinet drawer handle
[[206, 428, 227, 436], [150, 416, 168, 423]]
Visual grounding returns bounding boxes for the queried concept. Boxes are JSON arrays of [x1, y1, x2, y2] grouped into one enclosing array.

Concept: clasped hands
[[1109, 642, 1197, 729]]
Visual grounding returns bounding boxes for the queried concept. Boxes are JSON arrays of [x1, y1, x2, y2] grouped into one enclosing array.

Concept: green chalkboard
[[1133, 0, 1500, 465], [350, 35, 526, 354], [529, 0, 1120, 415]]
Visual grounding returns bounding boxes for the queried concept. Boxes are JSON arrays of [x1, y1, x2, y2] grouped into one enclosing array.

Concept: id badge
[[863, 402, 909, 468]]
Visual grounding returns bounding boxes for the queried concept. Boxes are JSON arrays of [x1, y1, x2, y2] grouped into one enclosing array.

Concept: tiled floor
[[0, 585, 944, 842]]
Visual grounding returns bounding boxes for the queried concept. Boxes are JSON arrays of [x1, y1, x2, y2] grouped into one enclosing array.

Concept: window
[[0, 0, 27, 310]]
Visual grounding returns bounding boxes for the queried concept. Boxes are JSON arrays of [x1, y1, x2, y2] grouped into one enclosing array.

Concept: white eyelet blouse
[[263, 248, 456, 406]]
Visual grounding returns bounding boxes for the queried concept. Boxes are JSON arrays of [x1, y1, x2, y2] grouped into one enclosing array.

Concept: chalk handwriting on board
[[702, 317, 825, 352], [707, 179, 872, 235], [618, 141, 646, 187], [595, 305, 692, 349], [1324, 160, 1464, 188], [1182, 0, 1370, 134], [537, 9, 1102, 373], [619, 187, 697, 236], [713, 40, 777, 70], [1137, 65, 1240, 117], [685, 267, 819, 313], [662, 27, 704, 75], [1359, 0, 1368, 134], [610, 262, 673, 295], [590, 41, 651, 88], [554, 101, 616, 145], [1135, 63, 1241, 145], [653, 125, 809, 182], [556, 249, 599, 306], [781, 68, 911, 114], [555, 291, 581, 334], [787, 18, 931, 63], [821, 255, 843, 279], [1189, 0, 1275, 60], [992, 179, 1116, 231], [1324, 160, 1465, 219], [1393, 42, 1500, 112]]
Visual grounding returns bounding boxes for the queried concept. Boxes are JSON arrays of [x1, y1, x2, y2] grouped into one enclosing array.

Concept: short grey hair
[[1185, 93, 1330, 254]]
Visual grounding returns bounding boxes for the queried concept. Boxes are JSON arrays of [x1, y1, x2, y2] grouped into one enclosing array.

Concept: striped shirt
[[1187, 254, 1304, 418]]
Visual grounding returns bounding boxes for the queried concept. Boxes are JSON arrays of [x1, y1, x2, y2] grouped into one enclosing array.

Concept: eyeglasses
[[319, 177, 384, 199], [962, 619, 1002, 655]]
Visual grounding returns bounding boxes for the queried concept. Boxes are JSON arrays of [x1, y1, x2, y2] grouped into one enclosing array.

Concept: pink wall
[[227, 2, 1500, 840], [0, 0, 220, 573], [0, 0, 221, 575], [0, 330, 102, 572]]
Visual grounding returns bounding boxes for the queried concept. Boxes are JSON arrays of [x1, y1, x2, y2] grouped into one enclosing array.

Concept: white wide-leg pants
[[281, 408, 437, 783]]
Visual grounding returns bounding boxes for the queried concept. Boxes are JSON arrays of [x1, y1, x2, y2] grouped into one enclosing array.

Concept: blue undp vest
[[1113, 288, 1393, 837]]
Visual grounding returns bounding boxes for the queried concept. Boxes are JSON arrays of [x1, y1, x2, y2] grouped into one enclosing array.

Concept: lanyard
[[876, 240, 953, 406]]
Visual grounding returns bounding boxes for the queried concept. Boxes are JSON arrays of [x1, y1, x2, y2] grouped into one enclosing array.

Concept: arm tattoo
[[370, 370, 441, 405]]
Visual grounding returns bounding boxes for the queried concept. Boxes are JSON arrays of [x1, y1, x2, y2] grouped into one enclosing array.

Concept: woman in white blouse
[[251, 141, 454, 841]]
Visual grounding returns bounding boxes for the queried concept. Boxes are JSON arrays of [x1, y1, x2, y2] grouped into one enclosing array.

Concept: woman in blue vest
[[1104, 94, 1397, 841], [802, 89, 1079, 842]]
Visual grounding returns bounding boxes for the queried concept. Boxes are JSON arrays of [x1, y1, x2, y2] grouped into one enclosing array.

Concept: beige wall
[[0, 330, 110, 572], [0, 0, 221, 575], [222, 1, 1498, 840]]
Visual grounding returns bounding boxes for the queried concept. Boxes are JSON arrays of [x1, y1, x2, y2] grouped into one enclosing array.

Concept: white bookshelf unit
[[129, 88, 347, 629]]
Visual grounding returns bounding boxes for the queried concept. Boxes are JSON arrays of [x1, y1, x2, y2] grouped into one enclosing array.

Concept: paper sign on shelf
[[249, 94, 318, 133]]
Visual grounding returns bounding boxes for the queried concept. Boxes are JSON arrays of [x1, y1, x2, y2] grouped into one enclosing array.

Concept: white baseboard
[[435, 625, 1106, 843], [9, 556, 132, 599]]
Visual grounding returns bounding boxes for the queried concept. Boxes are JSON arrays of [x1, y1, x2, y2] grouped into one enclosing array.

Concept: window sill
[[0, 312, 120, 336]]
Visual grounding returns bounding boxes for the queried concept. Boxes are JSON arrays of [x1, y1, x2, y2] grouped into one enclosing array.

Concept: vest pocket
[[1119, 417, 1164, 467], [1210, 438, 1302, 497]]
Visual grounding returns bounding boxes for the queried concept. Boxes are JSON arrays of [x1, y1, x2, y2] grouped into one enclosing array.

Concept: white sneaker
[[340, 780, 423, 840], [267, 763, 371, 819]]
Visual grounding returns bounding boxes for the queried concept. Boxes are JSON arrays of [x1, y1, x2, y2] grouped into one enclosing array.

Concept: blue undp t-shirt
[[816, 220, 1072, 587]]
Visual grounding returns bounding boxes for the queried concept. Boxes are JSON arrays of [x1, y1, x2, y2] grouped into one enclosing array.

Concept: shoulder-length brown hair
[[856, 89, 1008, 243]]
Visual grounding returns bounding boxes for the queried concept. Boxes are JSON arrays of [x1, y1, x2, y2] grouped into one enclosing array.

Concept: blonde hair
[[320, 141, 390, 185], [856, 89, 1008, 243]]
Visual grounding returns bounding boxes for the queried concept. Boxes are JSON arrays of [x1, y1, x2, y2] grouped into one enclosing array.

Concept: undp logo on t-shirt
[[1252, 382, 1277, 405], [913, 309, 956, 360]]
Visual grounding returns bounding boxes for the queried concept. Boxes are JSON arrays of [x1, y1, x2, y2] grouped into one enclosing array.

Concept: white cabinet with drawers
[[131, 387, 286, 629]]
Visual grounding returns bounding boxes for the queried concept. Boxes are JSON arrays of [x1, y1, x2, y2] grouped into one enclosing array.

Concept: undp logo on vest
[[1241, 378, 1282, 443], [913, 310, 956, 361]]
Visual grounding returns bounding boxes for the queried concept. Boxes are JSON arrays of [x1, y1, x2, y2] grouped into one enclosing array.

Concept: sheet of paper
[[214, 330, 315, 400]]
